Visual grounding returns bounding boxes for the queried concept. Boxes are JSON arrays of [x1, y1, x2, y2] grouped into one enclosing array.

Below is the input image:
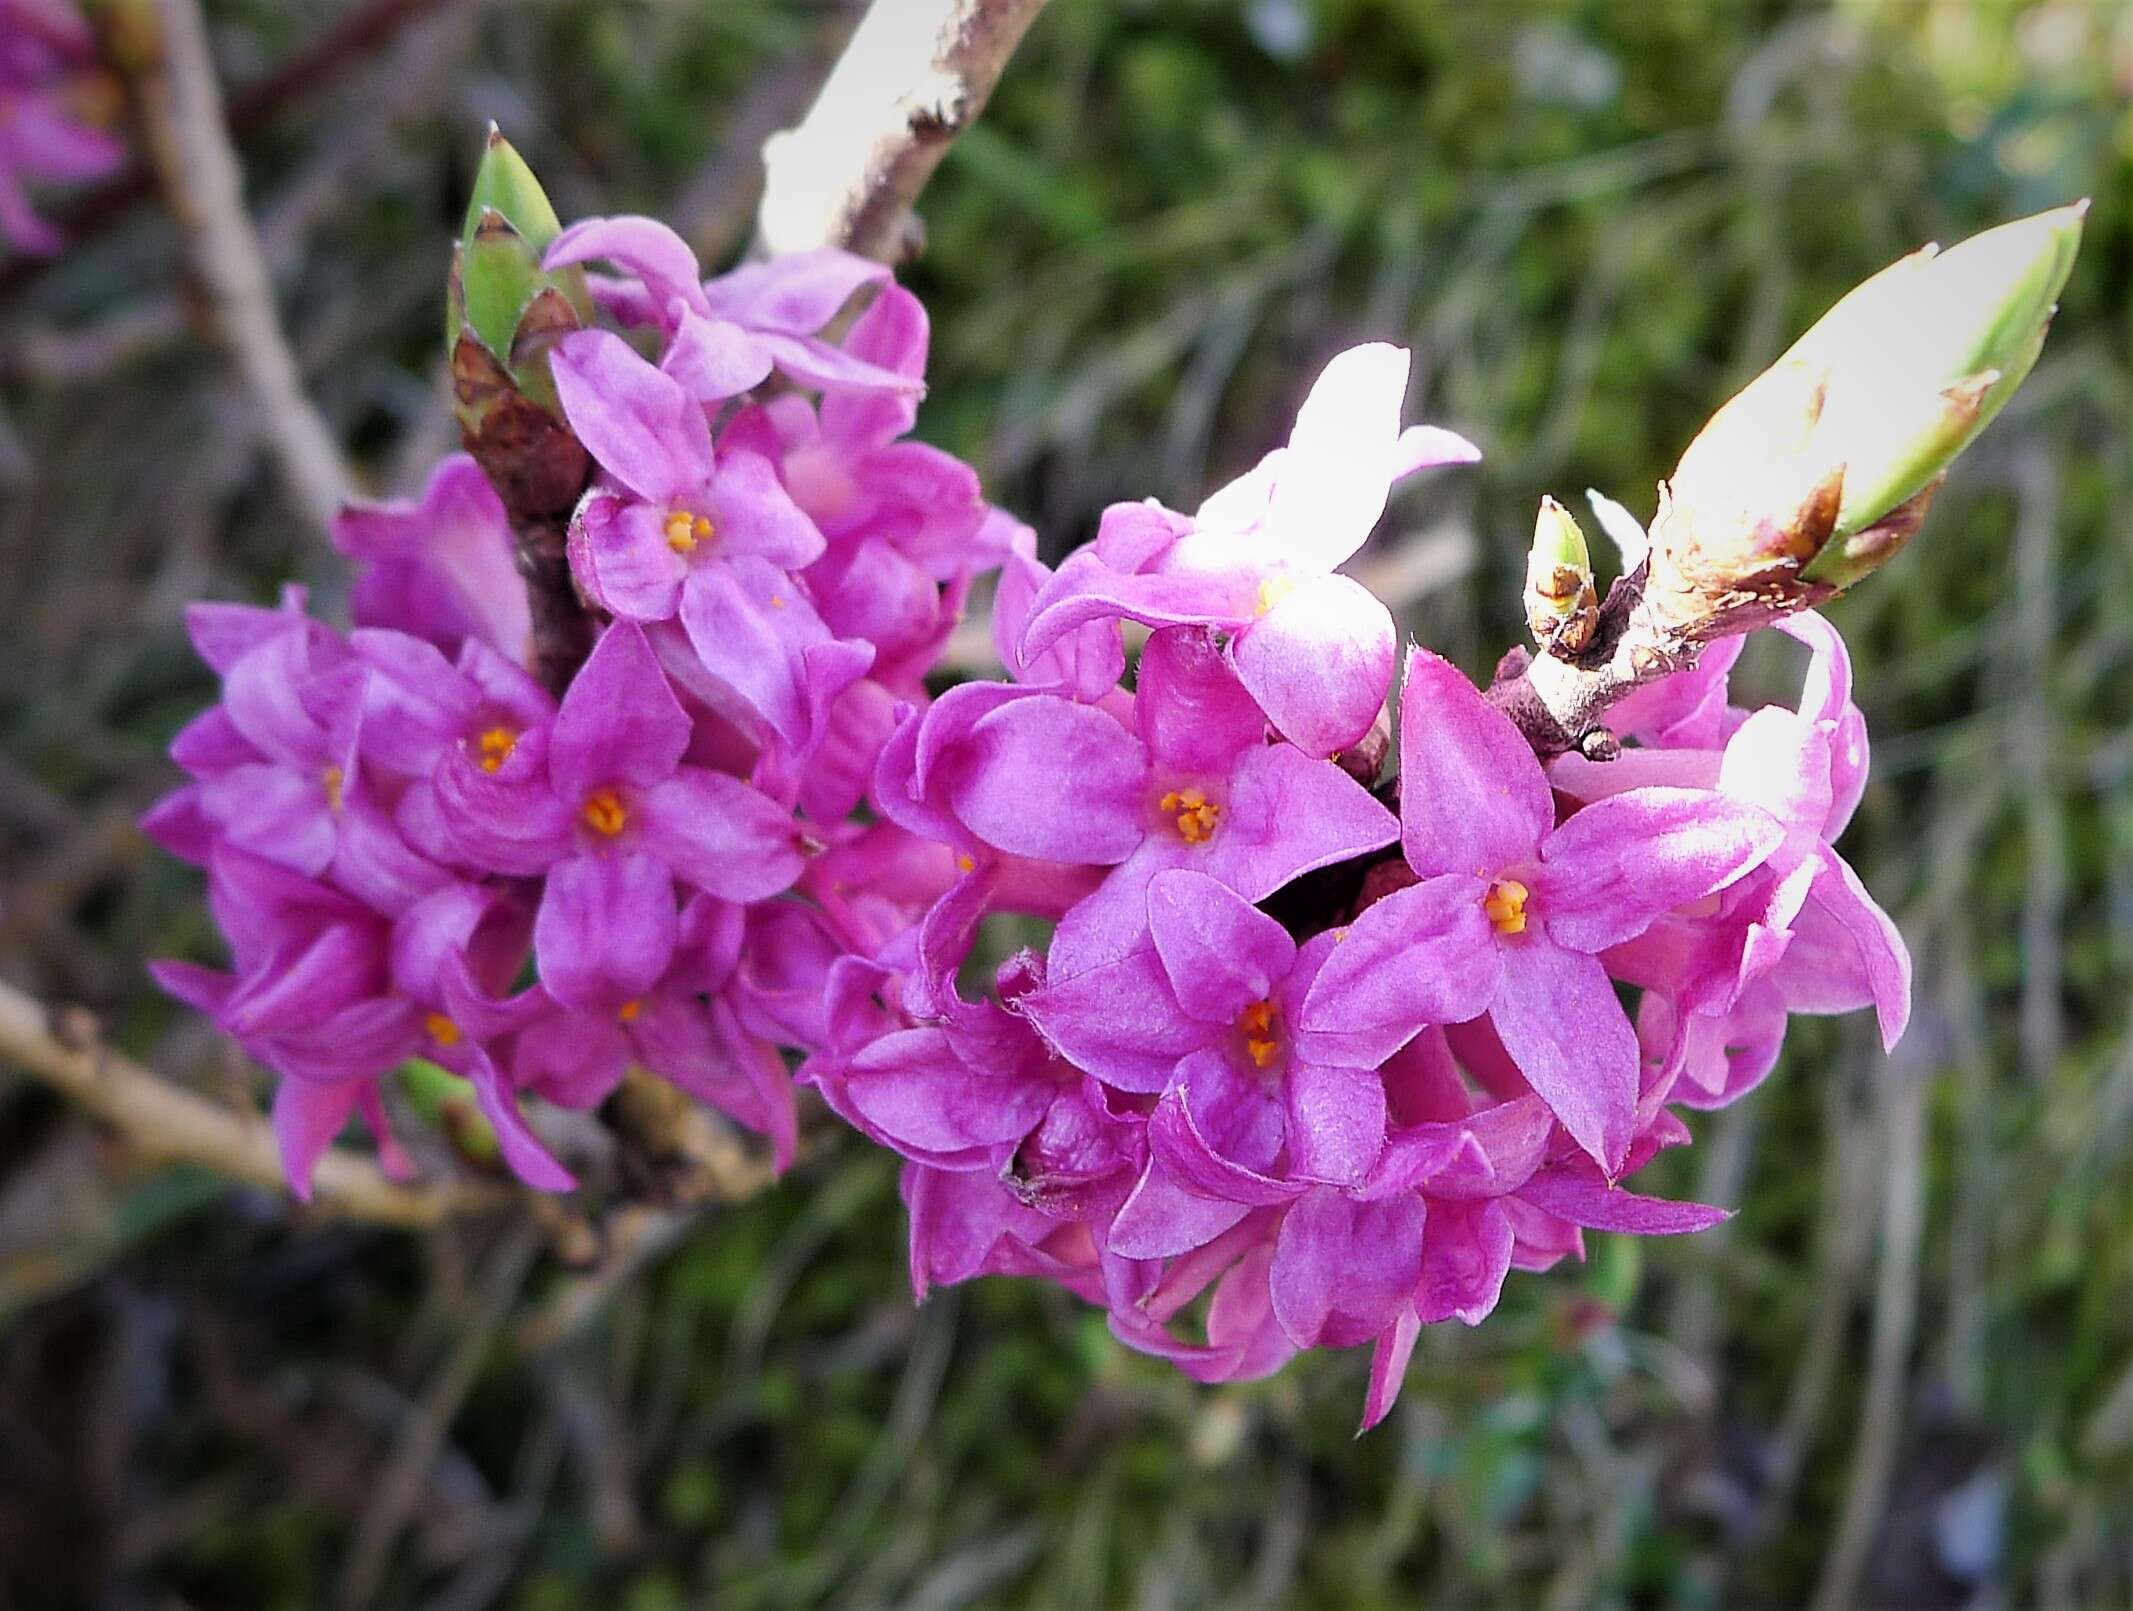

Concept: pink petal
[[843, 1026, 1055, 1155], [533, 850, 677, 1011], [1019, 548, 1257, 666], [1398, 647, 1552, 878], [549, 623, 691, 805], [1538, 787, 1783, 954], [1488, 938, 1637, 1174], [634, 767, 805, 901], [1361, 1307, 1422, 1431], [1202, 741, 1401, 897], [1145, 869, 1296, 1027], [1780, 850, 1911, 1048], [1232, 573, 1396, 758], [705, 449, 826, 570], [462, 1047, 577, 1191], [1135, 625, 1268, 773], [1295, 876, 1500, 1067], [943, 696, 1148, 865], [661, 311, 774, 401], [1283, 1061, 1388, 1186], [753, 330, 924, 395], [1106, 1159, 1254, 1260], [676, 557, 835, 749], [549, 330, 709, 504], [821, 284, 930, 444], [1020, 945, 1207, 1094], [1270, 1188, 1427, 1349], [700, 247, 889, 333], [272, 1078, 363, 1201], [570, 491, 687, 621], [1517, 1165, 1731, 1235], [1415, 1198, 1514, 1325], [544, 215, 708, 318]]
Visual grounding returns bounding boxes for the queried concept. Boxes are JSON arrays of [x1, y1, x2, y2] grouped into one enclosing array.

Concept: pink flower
[[434, 621, 807, 1009], [1020, 344, 1479, 756], [0, 0, 122, 256], [1300, 647, 1782, 1174], [882, 625, 1396, 972], [552, 329, 873, 753], [332, 454, 532, 664]]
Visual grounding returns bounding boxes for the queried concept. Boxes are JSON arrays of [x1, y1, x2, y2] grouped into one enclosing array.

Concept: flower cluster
[[807, 348, 1907, 1428], [149, 203, 1914, 1428], [0, 0, 121, 257], [147, 219, 1009, 1196]]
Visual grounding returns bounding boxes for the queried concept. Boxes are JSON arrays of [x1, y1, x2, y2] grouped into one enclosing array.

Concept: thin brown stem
[[0, 0, 467, 306], [755, 0, 1052, 263], [136, 0, 357, 539], [0, 975, 505, 1229]]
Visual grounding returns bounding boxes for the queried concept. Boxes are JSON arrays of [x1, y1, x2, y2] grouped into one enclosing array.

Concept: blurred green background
[[2, 1, 2129, 1606]]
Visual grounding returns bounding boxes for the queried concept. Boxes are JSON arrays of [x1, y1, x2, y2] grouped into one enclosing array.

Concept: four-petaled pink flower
[[435, 621, 808, 1010], [1301, 647, 1783, 1174]]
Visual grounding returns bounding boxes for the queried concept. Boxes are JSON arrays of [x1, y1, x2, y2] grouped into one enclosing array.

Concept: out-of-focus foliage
[[0, 1, 2128, 1607]]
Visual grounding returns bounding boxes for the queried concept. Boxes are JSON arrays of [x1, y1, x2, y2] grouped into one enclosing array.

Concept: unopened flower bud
[[447, 128, 593, 518], [1525, 496, 1598, 657], [1643, 202, 2084, 636]]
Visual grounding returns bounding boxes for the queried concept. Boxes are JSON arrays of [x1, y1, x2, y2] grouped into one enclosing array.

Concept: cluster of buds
[[146, 135, 2077, 1427], [0, 0, 122, 256]]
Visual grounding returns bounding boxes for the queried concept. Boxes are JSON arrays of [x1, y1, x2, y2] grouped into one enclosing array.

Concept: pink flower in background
[[0, 0, 122, 256]]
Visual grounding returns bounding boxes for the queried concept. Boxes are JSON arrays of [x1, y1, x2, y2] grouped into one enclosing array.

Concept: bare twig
[[0, 975, 505, 1229], [672, 1, 866, 267], [755, 0, 1052, 262], [0, 0, 465, 305], [134, 0, 357, 537]]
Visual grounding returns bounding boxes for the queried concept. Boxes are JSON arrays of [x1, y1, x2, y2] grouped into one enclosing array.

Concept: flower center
[[1238, 998, 1283, 1070], [1255, 574, 1297, 617], [424, 1012, 461, 1048], [475, 725, 517, 773], [617, 999, 642, 1023], [321, 764, 345, 813], [1483, 878, 1529, 936], [1159, 787, 1222, 844], [665, 509, 715, 555], [582, 787, 629, 837]]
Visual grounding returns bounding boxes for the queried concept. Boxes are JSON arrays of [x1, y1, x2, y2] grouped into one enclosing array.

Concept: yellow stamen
[[475, 725, 517, 774], [665, 510, 714, 555], [582, 787, 628, 837], [956, 854, 975, 873], [1239, 999, 1283, 1070], [1255, 574, 1298, 617], [1483, 878, 1529, 936], [770, 594, 787, 610], [321, 764, 345, 812], [617, 999, 642, 1023], [1158, 787, 1223, 845], [424, 1012, 461, 1048]]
